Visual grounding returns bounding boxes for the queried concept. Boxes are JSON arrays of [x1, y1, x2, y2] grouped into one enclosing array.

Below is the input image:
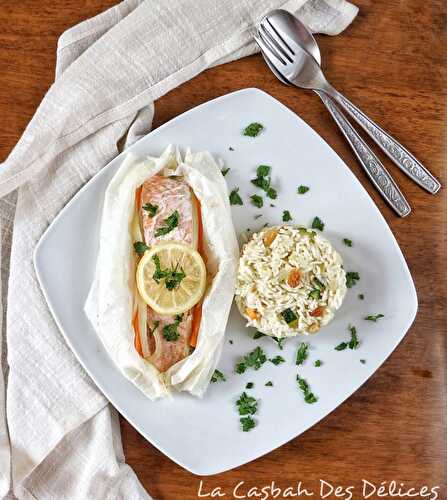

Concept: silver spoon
[[258, 10, 441, 196]]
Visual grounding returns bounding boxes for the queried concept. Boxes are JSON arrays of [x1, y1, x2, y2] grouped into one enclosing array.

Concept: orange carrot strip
[[189, 194, 204, 348], [132, 310, 143, 357], [189, 303, 202, 348], [135, 185, 142, 211]]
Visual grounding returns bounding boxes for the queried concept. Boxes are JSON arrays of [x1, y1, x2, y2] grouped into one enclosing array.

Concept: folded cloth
[[0, 0, 357, 497]]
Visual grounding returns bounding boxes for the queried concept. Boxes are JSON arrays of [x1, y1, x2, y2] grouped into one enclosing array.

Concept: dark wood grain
[[1, 1, 446, 499]]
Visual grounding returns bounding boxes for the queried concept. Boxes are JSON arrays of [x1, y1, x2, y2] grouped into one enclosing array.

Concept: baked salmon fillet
[[134, 175, 202, 373]]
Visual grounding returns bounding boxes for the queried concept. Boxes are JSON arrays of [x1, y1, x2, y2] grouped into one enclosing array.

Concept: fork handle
[[323, 85, 441, 194], [315, 90, 411, 217]]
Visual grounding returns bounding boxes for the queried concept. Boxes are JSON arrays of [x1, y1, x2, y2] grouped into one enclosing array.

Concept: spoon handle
[[323, 86, 441, 194], [315, 90, 411, 217]]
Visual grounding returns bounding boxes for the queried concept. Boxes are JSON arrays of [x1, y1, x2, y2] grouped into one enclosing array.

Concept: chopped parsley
[[243, 122, 264, 137], [149, 320, 160, 336], [240, 416, 256, 432], [221, 167, 230, 177], [348, 325, 359, 349], [346, 271, 360, 288], [296, 342, 309, 366], [254, 214, 263, 220], [162, 314, 183, 341], [133, 241, 149, 256], [314, 360, 322, 367], [269, 355, 285, 366], [296, 375, 318, 404], [282, 210, 292, 222], [360, 359, 366, 364], [343, 238, 353, 247], [309, 276, 325, 300], [246, 382, 254, 389], [229, 339, 233, 345], [250, 194, 263, 208], [229, 188, 243, 205], [235, 346, 267, 373], [252, 331, 265, 340], [257, 165, 271, 177], [155, 210, 179, 237], [265, 381, 273, 387], [335, 342, 348, 351], [297, 185, 310, 194], [365, 314, 384, 322], [252, 331, 285, 350], [211, 369, 226, 383], [251, 176, 270, 190], [251, 165, 277, 200], [358, 294, 365, 300], [336, 325, 359, 350], [281, 308, 298, 328], [308, 289, 321, 300], [152, 254, 186, 291], [311, 216, 325, 231], [274, 337, 286, 350], [142, 202, 158, 217], [236, 392, 258, 415], [229, 146, 234, 151]]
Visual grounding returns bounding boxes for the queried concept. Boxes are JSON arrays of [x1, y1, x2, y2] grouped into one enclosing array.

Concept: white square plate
[[34, 88, 417, 475]]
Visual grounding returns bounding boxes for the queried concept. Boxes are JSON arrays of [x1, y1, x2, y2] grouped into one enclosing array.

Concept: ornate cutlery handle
[[324, 86, 441, 194], [315, 90, 411, 217]]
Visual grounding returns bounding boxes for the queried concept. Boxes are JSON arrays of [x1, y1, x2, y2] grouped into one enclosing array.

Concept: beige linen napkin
[[0, 0, 357, 497]]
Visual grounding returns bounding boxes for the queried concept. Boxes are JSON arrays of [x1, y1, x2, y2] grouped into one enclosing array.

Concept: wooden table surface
[[1, 1, 446, 498]]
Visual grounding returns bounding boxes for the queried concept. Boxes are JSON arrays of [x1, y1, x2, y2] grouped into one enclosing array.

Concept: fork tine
[[255, 32, 287, 71], [258, 25, 292, 64], [260, 17, 296, 60]]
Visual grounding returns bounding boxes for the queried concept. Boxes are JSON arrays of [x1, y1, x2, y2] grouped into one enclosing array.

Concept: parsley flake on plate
[[314, 360, 322, 367], [360, 359, 366, 364], [250, 194, 263, 208], [155, 210, 179, 237], [251, 176, 270, 190], [235, 346, 267, 374], [243, 122, 264, 137], [296, 374, 318, 404], [358, 294, 365, 300], [133, 241, 149, 256], [282, 210, 292, 222], [229, 187, 243, 205], [253, 331, 286, 350], [246, 382, 254, 389], [335, 342, 348, 351], [266, 187, 277, 199], [229, 146, 234, 151], [211, 369, 226, 383], [265, 381, 273, 387], [142, 202, 158, 217], [365, 314, 384, 322], [257, 165, 271, 177], [334, 325, 359, 351], [162, 314, 183, 341], [343, 238, 353, 247], [236, 392, 258, 415], [240, 416, 256, 432], [311, 216, 325, 231], [297, 185, 310, 194], [348, 325, 360, 349], [269, 355, 285, 366], [221, 167, 230, 177], [296, 342, 309, 366], [346, 271, 360, 288]]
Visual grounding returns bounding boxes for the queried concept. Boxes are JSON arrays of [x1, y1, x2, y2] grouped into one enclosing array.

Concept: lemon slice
[[136, 241, 206, 316]]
